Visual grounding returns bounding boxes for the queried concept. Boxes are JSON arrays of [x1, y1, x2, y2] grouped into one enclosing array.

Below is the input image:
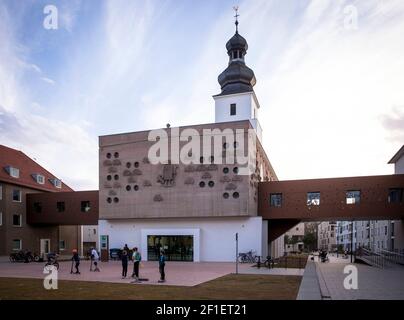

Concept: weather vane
[[233, 6, 239, 32]]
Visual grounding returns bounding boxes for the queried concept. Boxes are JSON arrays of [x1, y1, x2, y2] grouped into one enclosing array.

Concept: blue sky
[[0, 0, 403, 190]]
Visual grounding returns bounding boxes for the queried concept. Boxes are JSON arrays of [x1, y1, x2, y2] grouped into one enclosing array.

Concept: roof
[[0, 144, 73, 192], [388, 145, 404, 164]]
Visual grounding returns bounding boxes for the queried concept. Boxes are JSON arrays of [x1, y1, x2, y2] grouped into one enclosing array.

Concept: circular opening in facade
[[223, 192, 229, 199], [106, 153, 112, 159], [107, 175, 112, 181], [126, 185, 131, 191], [107, 197, 112, 203], [233, 192, 239, 199], [134, 162, 139, 168], [114, 152, 119, 158], [223, 167, 229, 174], [199, 181, 206, 188], [134, 185, 139, 191], [208, 181, 214, 188], [233, 167, 239, 174], [113, 197, 119, 203], [114, 174, 119, 180], [126, 162, 131, 168]]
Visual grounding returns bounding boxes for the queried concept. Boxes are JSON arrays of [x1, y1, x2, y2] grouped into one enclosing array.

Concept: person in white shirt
[[90, 247, 100, 272]]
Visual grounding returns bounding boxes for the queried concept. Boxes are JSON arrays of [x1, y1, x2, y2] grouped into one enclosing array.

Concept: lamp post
[[235, 233, 239, 275]]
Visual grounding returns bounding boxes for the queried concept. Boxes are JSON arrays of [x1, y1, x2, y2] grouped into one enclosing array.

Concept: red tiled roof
[[0, 144, 73, 192]]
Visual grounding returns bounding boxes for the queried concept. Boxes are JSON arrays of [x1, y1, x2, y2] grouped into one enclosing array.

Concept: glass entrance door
[[147, 235, 193, 261]]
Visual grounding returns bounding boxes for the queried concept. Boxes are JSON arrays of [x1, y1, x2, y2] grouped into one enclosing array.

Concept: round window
[[199, 181, 206, 188], [134, 185, 139, 191], [233, 167, 239, 174], [107, 175, 112, 181], [126, 162, 131, 168], [223, 167, 229, 174], [223, 192, 229, 199], [233, 192, 239, 199], [107, 197, 112, 203], [126, 185, 131, 191], [106, 153, 112, 159], [114, 152, 119, 158], [134, 162, 139, 168], [114, 174, 119, 180], [208, 181, 214, 188], [113, 197, 119, 203]]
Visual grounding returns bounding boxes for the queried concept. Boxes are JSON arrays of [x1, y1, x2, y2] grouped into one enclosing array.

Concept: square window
[[33, 202, 42, 213], [270, 193, 282, 207], [57, 202, 65, 212], [13, 214, 21, 227], [230, 103, 236, 116], [12, 190, 21, 202], [388, 188, 403, 203], [12, 239, 22, 251], [346, 190, 360, 204], [81, 201, 91, 212], [307, 192, 320, 206], [59, 240, 66, 250], [6, 166, 20, 178]]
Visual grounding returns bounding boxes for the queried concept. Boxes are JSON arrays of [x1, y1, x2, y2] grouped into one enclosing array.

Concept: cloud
[[380, 106, 404, 143], [40, 77, 56, 85]]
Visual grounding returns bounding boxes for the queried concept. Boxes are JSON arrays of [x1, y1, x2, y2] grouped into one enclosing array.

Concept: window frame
[[12, 214, 22, 227], [12, 239, 22, 251], [346, 190, 361, 205], [81, 201, 91, 213], [307, 192, 321, 206], [230, 103, 237, 116], [269, 193, 283, 207], [12, 189, 22, 202], [57, 201, 65, 213]]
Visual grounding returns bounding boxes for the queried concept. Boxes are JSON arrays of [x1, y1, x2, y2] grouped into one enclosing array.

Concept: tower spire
[[233, 6, 239, 33]]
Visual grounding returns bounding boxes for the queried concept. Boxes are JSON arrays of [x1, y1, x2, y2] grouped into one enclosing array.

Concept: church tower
[[214, 9, 262, 141]]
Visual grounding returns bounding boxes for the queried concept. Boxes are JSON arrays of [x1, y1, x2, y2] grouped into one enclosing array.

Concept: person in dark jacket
[[121, 250, 128, 279], [158, 250, 166, 283], [72, 249, 80, 274]]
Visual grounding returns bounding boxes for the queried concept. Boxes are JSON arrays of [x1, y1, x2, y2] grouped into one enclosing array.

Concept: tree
[[303, 233, 317, 252]]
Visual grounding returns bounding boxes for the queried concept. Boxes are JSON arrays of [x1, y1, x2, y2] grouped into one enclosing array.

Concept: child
[[91, 247, 100, 272], [121, 250, 128, 279], [158, 249, 166, 283], [131, 247, 141, 282], [72, 249, 80, 274]]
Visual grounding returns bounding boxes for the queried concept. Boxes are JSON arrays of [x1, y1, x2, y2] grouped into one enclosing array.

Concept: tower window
[[230, 104, 236, 116]]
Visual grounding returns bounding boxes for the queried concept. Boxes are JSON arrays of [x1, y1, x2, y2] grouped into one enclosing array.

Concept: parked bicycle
[[9, 250, 40, 263], [44, 253, 59, 270], [238, 250, 259, 263]]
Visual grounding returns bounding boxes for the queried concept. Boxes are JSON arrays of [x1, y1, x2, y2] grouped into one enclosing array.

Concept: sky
[[0, 0, 403, 190]]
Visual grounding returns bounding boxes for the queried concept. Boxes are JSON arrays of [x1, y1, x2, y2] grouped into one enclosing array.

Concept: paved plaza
[[0, 259, 303, 287], [298, 255, 404, 300]]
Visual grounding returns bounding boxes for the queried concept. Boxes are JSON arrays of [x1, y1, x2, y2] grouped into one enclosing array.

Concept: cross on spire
[[233, 6, 239, 33]]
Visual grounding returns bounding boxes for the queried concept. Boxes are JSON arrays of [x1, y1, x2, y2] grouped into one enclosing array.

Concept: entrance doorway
[[147, 235, 193, 261], [40, 239, 50, 257]]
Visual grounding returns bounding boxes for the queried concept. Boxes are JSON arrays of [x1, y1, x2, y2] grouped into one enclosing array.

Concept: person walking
[[121, 250, 128, 279], [90, 247, 100, 272], [158, 249, 166, 283], [72, 249, 80, 274], [131, 247, 141, 282]]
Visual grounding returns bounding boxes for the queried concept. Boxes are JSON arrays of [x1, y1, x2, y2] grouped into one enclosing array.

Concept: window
[[233, 192, 239, 199], [307, 192, 320, 206], [230, 103, 236, 116], [106, 153, 112, 159], [32, 174, 45, 184], [81, 201, 91, 213], [49, 178, 62, 189], [134, 162, 140, 168], [33, 202, 42, 213], [59, 240, 66, 250], [270, 193, 282, 207], [208, 181, 215, 188], [223, 192, 229, 199], [223, 167, 229, 174], [126, 185, 131, 191], [199, 181, 206, 188], [13, 214, 22, 227], [388, 188, 403, 203], [0, 184, 2, 200], [5, 166, 19, 178], [12, 189, 21, 202], [12, 239, 22, 251], [346, 190, 360, 205], [233, 167, 239, 174], [57, 202, 65, 212]]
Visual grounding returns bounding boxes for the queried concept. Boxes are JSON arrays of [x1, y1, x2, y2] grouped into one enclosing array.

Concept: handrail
[[379, 249, 404, 265], [357, 247, 385, 268]]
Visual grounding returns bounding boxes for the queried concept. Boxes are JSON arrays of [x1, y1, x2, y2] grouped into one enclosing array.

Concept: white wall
[[99, 216, 264, 262], [394, 156, 404, 174], [214, 92, 258, 124]]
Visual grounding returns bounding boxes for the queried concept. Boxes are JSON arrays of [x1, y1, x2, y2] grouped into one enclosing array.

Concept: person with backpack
[[131, 247, 141, 282], [121, 249, 129, 279], [158, 249, 166, 283], [71, 249, 80, 274]]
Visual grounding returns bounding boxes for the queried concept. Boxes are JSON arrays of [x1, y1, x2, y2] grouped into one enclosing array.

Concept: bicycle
[[238, 250, 259, 263], [44, 253, 59, 270]]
